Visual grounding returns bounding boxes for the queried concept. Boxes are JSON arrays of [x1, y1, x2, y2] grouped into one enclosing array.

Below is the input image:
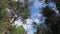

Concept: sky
[[14, 0, 46, 34], [30, 0, 47, 19], [27, 1, 58, 34], [13, 0, 59, 34]]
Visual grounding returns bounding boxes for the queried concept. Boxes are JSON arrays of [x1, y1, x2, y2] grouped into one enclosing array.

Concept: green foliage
[[0, 0, 9, 10], [0, 0, 30, 34], [0, 9, 9, 21], [0, 10, 10, 34], [37, 1, 60, 34], [37, 24, 47, 34], [14, 26, 26, 34], [42, 3, 60, 34]]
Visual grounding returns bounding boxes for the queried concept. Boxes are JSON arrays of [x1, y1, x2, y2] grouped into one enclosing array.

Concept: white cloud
[[34, 13, 46, 25], [33, 0, 40, 8], [23, 24, 37, 34], [26, 18, 34, 24], [28, 0, 34, 3], [13, 19, 23, 26], [33, 0, 47, 9], [34, 18, 40, 25], [23, 24, 33, 31], [22, 18, 37, 34], [27, 29, 35, 34]]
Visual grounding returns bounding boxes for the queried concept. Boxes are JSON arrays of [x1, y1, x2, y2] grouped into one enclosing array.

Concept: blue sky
[[30, 1, 56, 19], [30, 0, 40, 19], [14, 0, 57, 27], [30, 6, 39, 19], [30, 0, 47, 19], [14, 0, 57, 34]]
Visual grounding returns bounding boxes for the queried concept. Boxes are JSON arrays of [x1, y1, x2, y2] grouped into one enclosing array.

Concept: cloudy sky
[[13, 0, 58, 34], [14, 0, 46, 34]]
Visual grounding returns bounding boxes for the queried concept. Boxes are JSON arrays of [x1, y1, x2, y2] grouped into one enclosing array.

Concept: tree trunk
[[2, 30, 7, 34]]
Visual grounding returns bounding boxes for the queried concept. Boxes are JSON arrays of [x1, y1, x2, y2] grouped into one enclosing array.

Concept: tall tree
[[0, 0, 30, 34]]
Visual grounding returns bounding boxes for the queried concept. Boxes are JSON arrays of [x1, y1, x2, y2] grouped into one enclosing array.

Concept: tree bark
[[2, 30, 7, 34]]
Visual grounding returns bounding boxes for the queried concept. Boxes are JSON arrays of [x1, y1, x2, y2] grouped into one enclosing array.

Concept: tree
[[42, 5, 60, 34], [14, 26, 26, 34], [0, 0, 30, 34]]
